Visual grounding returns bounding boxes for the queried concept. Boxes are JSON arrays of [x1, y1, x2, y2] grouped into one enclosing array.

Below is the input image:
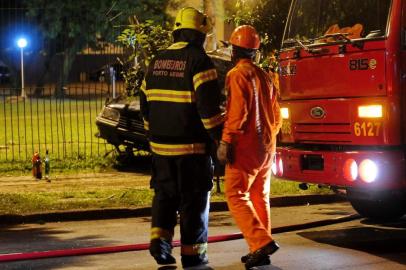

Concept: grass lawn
[[0, 96, 114, 165], [0, 167, 332, 215]]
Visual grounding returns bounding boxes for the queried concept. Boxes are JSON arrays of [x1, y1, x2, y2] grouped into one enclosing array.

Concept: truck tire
[[347, 189, 406, 220]]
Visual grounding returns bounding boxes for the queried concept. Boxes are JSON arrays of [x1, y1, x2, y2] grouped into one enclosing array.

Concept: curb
[[0, 194, 346, 225]]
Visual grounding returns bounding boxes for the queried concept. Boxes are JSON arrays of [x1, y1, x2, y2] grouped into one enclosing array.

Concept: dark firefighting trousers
[[150, 154, 213, 265]]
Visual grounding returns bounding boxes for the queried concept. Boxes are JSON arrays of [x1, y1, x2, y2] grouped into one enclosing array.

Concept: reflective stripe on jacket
[[140, 42, 223, 156], [222, 58, 282, 153]]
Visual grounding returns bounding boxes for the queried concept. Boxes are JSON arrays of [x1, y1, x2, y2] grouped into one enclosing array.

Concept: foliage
[[22, 0, 173, 46], [20, 0, 175, 96], [116, 19, 172, 97], [227, 0, 291, 57], [285, 0, 391, 41]]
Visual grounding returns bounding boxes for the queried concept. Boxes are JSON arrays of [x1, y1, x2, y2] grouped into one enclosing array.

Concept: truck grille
[[295, 123, 352, 143]]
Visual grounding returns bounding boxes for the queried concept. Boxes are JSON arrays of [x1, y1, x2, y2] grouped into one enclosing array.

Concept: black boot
[[149, 238, 176, 265], [241, 253, 271, 265], [181, 253, 209, 268], [245, 240, 279, 270]]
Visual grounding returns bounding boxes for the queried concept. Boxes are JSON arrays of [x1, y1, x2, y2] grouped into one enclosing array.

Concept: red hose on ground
[[0, 214, 359, 263], [0, 233, 244, 263]]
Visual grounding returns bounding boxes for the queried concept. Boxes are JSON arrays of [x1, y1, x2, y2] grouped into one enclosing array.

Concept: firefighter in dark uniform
[[140, 7, 223, 268]]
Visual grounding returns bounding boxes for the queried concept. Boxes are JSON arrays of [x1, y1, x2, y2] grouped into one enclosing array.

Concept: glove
[[216, 141, 234, 165]]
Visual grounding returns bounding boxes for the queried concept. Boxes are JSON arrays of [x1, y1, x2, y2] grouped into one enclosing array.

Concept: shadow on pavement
[[312, 206, 353, 216], [0, 224, 119, 270], [297, 217, 406, 266], [158, 266, 178, 270], [360, 215, 406, 229], [211, 265, 282, 270], [183, 265, 214, 270]]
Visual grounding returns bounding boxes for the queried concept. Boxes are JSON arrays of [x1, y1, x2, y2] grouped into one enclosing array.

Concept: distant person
[[139, 7, 223, 268], [217, 25, 282, 269]]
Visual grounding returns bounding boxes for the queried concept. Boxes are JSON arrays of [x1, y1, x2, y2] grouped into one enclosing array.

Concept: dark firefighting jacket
[[140, 41, 223, 156]]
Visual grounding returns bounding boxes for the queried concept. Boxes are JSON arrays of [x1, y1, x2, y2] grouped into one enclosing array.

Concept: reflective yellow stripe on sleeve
[[146, 89, 195, 103], [140, 79, 146, 93], [201, 113, 224, 129], [193, 69, 217, 90], [150, 142, 206, 156], [143, 119, 149, 131], [167, 41, 189, 50], [181, 243, 208, 255], [150, 227, 174, 241]]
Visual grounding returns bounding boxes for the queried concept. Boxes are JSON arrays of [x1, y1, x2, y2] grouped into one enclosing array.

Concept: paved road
[[1, 202, 405, 270]]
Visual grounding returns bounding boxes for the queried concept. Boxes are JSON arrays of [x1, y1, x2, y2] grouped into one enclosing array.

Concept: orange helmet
[[229, 25, 260, 49]]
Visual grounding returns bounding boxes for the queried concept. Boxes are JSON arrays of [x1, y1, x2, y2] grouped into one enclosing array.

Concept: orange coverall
[[222, 58, 282, 253]]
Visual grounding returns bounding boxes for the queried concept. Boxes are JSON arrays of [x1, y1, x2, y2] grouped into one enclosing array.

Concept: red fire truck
[[276, 0, 406, 219]]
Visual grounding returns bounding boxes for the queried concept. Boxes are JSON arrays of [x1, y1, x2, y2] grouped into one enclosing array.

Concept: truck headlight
[[272, 155, 284, 176], [101, 107, 120, 122], [271, 161, 277, 175], [277, 157, 284, 177], [281, 108, 290, 119], [358, 105, 382, 118], [359, 159, 378, 183]]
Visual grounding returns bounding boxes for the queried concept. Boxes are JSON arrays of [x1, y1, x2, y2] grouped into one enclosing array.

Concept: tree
[[21, 0, 176, 97], [116, 19, 172, 97], [0, 1, 33, 92], [227, 0, 291, 56]]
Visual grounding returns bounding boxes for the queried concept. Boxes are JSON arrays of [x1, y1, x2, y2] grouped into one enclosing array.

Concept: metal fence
[[0, 3, 131, 165], [0, 85, 124, 163]]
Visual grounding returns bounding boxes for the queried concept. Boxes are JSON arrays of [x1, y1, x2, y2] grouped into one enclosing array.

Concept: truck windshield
[[283, 0, 392, 47]]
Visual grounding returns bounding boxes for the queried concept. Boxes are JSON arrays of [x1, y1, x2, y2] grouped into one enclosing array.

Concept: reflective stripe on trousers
[[150, 155, 212, 256]]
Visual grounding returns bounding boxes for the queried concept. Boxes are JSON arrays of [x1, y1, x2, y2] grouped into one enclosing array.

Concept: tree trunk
[[0, 52, 22, 94], [203, 0, 222, 51], [9, 67, 20, 95], [54, 44, 78, 98], [34, 51, 56, 97]]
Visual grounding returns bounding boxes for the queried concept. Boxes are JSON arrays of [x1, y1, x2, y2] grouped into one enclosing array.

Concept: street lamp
[[17, 38, 27, 98]]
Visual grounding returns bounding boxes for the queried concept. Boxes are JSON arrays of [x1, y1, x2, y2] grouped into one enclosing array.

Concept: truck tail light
[[359, 159, 378, 183], [358, 105, 382, 118], [343, 159, 358, 181], [281, 108, 290, 119]]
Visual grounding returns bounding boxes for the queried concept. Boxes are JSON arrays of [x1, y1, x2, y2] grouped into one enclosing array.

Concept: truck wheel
[[347, 189, 405, 220]]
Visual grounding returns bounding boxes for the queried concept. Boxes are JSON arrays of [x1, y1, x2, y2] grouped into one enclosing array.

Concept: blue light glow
[[17, 38, 27, 48]]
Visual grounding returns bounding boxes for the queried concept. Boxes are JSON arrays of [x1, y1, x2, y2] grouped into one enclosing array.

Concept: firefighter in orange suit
[[140, 7, 223, 268], [217, 25, 282, 269]]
